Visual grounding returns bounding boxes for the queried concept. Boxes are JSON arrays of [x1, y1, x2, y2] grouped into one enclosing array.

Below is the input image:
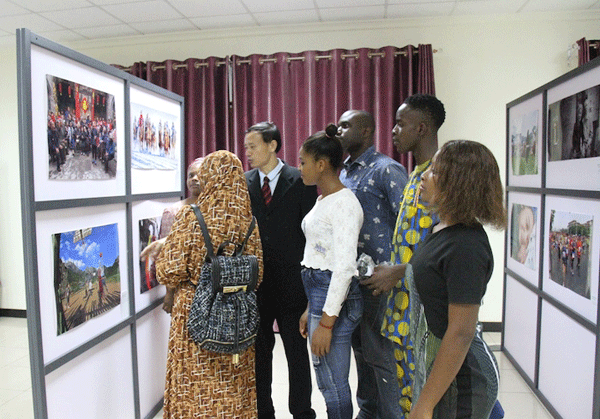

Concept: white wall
[[2, 10, 600, 322], [0, 44, 25, 311]]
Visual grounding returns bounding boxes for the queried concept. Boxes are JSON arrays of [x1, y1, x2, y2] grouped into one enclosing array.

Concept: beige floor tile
[[0, 318, 558, 419], [0, 389, 34, 419], [499, 391, 554, 419], [499, 368, 535, 394], [0, 388, 23, 406], [0, 364, 32, 391]]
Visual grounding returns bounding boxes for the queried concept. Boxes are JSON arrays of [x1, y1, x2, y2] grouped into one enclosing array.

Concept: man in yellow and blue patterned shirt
[[362, 94, 445, 418]]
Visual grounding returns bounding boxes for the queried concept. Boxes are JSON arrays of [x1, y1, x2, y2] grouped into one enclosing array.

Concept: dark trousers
[[255, 288, 316, 419], [352, 284, 403, 419]]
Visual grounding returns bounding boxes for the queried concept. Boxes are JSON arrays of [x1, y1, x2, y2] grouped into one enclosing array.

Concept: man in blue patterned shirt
[[338, 110, 408, 419]]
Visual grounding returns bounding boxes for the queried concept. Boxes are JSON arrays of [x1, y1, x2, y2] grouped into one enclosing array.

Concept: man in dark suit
[[244, 122, 317, 419]]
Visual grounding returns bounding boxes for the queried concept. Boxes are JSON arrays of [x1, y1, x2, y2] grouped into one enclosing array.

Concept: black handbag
[[187, 204, 259, 363]]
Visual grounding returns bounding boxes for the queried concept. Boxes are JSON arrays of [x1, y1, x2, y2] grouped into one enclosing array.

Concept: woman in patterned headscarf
[[156, 150, 263, 419], [140, 157, 204, 312]]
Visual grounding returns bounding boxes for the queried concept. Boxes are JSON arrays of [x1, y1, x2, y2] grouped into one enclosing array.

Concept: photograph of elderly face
[[46, 75, 117, 179], [510, 109, 539, 175], [548, 210, 593, 299], [53, 223, 121, 335], [510, 204, 537, 270], [548, 85, 600, 161], [131, 103, 179, 170]]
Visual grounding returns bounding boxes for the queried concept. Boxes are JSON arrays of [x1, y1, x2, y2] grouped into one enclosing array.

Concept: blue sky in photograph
[[58, 223, 119, 271]]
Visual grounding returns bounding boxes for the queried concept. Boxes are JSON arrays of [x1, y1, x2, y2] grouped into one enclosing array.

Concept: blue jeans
[[302, 268, 363, 419], [353, 284, 403, 419]]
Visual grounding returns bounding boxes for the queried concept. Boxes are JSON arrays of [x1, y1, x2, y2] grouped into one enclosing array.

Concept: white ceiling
[[1, 0, 599, 46]]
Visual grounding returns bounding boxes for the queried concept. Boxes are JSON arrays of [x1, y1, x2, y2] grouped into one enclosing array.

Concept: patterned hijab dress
[[156, 150, 263, 418]]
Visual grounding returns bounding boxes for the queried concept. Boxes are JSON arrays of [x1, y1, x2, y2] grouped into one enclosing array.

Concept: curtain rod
[[235, 48, 436, 65], [123, 48, 437, 72]]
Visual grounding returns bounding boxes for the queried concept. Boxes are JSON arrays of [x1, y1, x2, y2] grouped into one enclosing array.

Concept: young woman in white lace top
[[298, 124, 364, 419]]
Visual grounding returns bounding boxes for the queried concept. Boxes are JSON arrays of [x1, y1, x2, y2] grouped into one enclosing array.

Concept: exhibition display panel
[[17, 29, 184, 419], [504, 56, 600, 419]]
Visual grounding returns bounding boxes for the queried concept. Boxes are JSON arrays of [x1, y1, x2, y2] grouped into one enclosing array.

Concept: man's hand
[[360, 263, 406, 296]]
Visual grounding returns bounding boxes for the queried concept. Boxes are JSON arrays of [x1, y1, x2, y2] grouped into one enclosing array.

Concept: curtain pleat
[[578, 38, 591, 67], [119, 44, 435, 175], [121, 57, 228, 169], [231, 45, 435, 173]]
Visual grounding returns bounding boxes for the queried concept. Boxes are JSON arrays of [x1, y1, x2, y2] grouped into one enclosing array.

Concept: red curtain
[[121, 58, 229, 168], [119, 44, 435, 174], [232, 45, 435, 172], [577, 38, 600, 67], [577, 38, 591, 67]]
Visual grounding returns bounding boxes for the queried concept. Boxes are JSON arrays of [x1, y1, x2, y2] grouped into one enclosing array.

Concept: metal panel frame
[[16, 28, 185, 419], [504, 56, 600, 419]]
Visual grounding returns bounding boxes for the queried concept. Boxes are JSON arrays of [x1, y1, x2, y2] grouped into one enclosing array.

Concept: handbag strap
[[234, 216, 256, 256], [190, 204, 215, 259], [190, 204, 256, 259]]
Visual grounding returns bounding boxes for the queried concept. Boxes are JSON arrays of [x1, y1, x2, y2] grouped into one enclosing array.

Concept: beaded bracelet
[[319, 321, 333, 330]]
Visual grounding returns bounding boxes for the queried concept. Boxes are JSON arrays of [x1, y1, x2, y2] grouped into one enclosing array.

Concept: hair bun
[[325, 123, 338, 139]]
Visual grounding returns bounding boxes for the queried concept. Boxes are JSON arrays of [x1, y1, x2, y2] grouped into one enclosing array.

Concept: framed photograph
[[507, 93, 543, 187], [542, 195, 600, 323], [35, 204, 130, 362], [546, 64, 600, 190], [46, 75, 118, 180], [139, 216, 161, 294], [506, 192, 542, 286], [31, 44, 126, 201], [131, 199, 180, 312], [130, 84, 183, 195], [53, 223, 121, 336], [18, 30, 187, 419]]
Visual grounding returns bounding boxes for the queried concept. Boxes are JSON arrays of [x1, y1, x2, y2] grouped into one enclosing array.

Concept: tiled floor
[[0, 316, 554, 419], [0, 317, 34, 419]]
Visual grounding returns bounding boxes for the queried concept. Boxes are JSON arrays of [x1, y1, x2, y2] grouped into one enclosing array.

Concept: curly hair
[[433, 140, 506, 229], [301, 123, 343, 169]]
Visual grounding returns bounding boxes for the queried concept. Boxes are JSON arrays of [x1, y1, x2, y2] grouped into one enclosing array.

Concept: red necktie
[[262, 177, 272, 206]]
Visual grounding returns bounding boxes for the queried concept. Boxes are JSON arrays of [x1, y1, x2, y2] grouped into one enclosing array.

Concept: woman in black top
[[408, 140, 506, 419]]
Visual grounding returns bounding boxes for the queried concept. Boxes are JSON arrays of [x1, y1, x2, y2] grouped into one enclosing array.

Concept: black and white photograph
[[547, 85, 600, 162], [546, 63, 600, 191], [47, 75, 117, 180]]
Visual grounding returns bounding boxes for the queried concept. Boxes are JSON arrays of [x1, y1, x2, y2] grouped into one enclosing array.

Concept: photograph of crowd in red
[[47, 74, 117, 180]]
